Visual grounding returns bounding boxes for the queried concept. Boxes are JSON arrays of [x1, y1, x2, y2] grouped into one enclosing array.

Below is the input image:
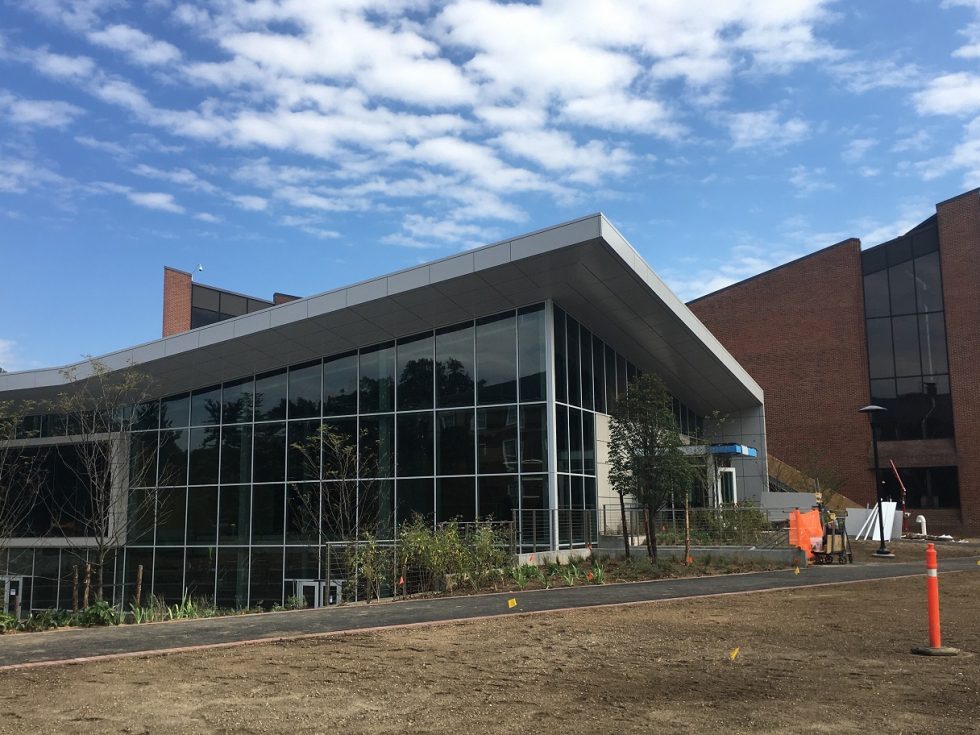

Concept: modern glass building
[[0, 214, 767, 612]]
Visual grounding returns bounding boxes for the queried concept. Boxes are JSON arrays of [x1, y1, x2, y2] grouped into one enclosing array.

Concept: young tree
[[48, 359, 162, 601], [0, 401, 47, 571], [608, 373, 692, 561]]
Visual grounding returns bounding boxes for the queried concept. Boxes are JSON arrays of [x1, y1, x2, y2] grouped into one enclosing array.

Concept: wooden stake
[[72, 565, 79, 612], [134, 564, 144, 609], [83, 563, 91, 608]]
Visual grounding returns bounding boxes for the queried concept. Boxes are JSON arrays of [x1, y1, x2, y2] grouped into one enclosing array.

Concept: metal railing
[[511, 508, 599, 553]]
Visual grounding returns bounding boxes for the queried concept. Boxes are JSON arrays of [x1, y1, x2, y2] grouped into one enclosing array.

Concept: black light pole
[[859, 404, 893, 557]]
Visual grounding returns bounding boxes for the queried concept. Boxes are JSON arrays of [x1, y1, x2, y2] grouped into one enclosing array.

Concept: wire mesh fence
[[600, 504, 797, 547]]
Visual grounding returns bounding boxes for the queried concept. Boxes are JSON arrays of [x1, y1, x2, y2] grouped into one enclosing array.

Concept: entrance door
[[716, 468, 737, 506], [2, 576, 25, 618], [294, 579, 321, 608]]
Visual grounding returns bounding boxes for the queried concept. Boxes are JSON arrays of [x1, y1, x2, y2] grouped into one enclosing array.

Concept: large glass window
[[254, 370, 287, 422], [215, 547, 249, 608], [518, 304, 546, 402], [396, 478, 433, 527], [359, 343, 395, 414], [160, 393, 189, 429], [288, 361, 322, 419], [218, 485, 251, 545], [156, 488, 186, 546], [478, 475, 518, 521], [220, 425, 252, 484], [222, 378, 253, 424], [188, 426, 220, 485], [251, 485, 285, 544], [437, 409, 475, 475], [190, 385, 221, 427], [186, 486, 218, 545], [477, 406, 518, 474], [436, 323, 475, 407], [360, 414, 394, 478], [476, 313, 517, 404], [862, 230, 952, 441], [437, 477, 475, 522], [519, 405, 547, 473], [287, 420, 321, 482], [397, 333, 434, 410], [159, 429, 188, 486], [323, 352, 358, 416], [253, 423, 286, 483], [397, 412, 434, 477]]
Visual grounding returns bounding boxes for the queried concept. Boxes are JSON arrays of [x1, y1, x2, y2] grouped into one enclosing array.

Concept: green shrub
[[0, 612, 17, 633], [77, 600, 121, 627]]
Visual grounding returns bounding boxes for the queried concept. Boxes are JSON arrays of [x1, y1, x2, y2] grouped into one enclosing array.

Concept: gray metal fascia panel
[[387, 267, 430, 295], [307, 290, 347, 317], [473, 242, 512, 270], [198, 320, 236, 347], [132, 341, 167, 364], [233, 311, 271, 338], [165, 332, 200, 356], [511, 216, 600, 259], [270, 299, 309, 327], [429, 253, 474, 282], [347, 278, 389, 306]]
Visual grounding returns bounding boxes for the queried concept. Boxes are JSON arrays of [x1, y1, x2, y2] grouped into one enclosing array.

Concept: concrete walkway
[[1, 556, 976, 670]]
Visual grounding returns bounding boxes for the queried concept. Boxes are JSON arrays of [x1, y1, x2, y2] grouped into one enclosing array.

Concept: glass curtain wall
[[862, 223, 954, 441], [552, 305, 704, 547], [117, 304, 548, 609]]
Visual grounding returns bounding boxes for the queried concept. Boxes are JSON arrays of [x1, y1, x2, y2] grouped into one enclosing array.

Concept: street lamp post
[[859, 404, 894, 557]]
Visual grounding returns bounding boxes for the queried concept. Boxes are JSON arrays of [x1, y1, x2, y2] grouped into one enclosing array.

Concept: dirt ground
[[0, 571, 977, 735]]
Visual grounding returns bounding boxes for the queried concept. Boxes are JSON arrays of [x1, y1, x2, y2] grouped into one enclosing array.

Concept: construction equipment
[[811, 512, 853, 564]]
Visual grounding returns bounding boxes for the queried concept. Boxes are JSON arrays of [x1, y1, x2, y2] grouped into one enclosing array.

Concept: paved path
[[1, 556, 977, 670]]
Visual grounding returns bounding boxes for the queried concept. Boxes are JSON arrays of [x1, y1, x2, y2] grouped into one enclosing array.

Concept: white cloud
[[127, 191, 184, 213], [827, 58, 922, 93], [132, 164, 219, 194], [842, 137, 876, 163], [32, 50, 95, 79], [87, 24, 181, 66], [75, 135, 130, 157], [230, 194, 268, 211], [914, 72, 980, 116], [0, 156, 70, 193], [726, 109, 810, 149], [916, 115, 980, 183], [194, 212, 221, 223], [0, 91, 84, 128], [382, 213, 496, 249], [788, 164, 835, 196]]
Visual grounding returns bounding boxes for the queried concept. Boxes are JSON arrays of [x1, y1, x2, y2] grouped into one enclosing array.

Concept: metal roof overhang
[[0, 214, 763, 414]]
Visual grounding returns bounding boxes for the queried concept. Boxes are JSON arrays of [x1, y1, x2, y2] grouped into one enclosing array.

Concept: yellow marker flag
[[793, 566, 800, 575], [507, 598, 517, 609], [729, 647, 740, 662]]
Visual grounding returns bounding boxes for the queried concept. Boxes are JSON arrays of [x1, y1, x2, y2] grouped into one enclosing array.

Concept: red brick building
[[689, 189, 980, 535], [162, 266, 298, 337]]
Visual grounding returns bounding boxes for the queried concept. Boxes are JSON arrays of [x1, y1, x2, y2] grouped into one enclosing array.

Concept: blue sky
[[3, 0, 980, 371]]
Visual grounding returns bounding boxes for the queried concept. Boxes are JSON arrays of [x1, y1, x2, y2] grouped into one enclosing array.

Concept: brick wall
[[936, 190, 980, 533], [162, 267, 192, 337], [688, 240, 874, 506]]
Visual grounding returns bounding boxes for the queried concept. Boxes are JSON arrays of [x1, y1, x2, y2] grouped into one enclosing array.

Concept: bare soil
[[0, 571, 977, 735]]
